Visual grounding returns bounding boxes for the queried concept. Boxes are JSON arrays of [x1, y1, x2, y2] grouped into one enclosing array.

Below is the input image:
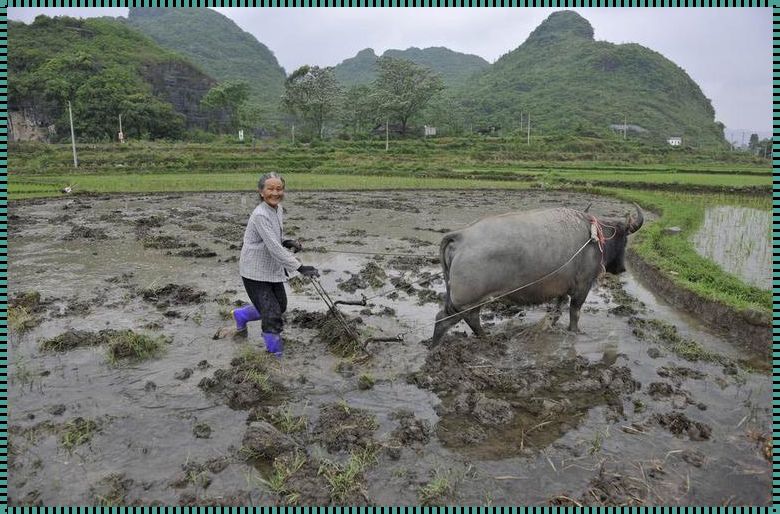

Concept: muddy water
[[691, 206, 771, 290], [9, 191, 770, 505]]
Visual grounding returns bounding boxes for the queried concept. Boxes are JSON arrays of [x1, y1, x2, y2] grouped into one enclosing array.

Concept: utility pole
[[623, 114, 627, 140], [67, 100, 78, 168], [291, 123, 295, 145], [526, 113, 531, 145], [385, 119, 389, 152]]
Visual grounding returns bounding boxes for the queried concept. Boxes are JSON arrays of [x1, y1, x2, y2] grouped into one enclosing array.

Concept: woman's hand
[[297, 265, 320, 278], [282, 239, 303, 253]]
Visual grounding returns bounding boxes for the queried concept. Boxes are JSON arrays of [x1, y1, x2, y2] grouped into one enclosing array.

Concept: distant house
[[609, 123, 647, 134], [423, 125, 437, 137], [667, 136, 683, 146], [475, 125, 500, 135]]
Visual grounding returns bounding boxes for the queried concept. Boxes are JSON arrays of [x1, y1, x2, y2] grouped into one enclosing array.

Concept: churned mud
[[8, 190, 771, 505]]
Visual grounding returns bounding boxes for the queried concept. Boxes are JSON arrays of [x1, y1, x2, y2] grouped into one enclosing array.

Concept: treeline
[[9, 12, 741, 151]]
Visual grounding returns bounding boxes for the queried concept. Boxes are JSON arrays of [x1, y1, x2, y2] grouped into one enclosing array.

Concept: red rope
[[588, 215, 606, 272]]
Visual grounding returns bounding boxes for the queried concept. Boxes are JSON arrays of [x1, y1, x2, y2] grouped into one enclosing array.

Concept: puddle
[[8, 191, 770, 505], [691, 206, 771, 290]]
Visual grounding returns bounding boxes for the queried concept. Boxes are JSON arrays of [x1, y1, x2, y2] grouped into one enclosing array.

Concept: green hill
[[126, 7, 286, 117], [9, 15, 219, 142], [453, 11, 726, 147], [334, 47, 489, 88]]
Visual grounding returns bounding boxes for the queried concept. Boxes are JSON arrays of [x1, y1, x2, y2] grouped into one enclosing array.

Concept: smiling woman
[[236, 172, 320, 357]]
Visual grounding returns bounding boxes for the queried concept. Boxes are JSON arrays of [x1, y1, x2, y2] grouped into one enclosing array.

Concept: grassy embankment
[[8, 139, 771, 319], [8, 139, 769, 199]]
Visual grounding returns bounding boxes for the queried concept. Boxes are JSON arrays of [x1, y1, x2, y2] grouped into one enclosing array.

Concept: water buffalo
[[432, 205, 644, 345]]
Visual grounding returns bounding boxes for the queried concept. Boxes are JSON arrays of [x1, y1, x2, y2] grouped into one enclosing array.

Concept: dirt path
[[8, 190, 770, 505]]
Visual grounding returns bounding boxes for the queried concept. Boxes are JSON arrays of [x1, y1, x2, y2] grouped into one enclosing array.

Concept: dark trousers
[[242, 277, 287, 335]]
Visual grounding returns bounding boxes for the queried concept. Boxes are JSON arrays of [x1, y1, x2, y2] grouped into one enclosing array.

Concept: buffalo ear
[[626, 203, 644, 234]]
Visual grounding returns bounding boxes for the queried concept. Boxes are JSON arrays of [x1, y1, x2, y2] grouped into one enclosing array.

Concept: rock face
[[127, 7, 287, 112], [9, 110, 56, 142], [139, 61, 227, 130], [8, 15, 228, 141]]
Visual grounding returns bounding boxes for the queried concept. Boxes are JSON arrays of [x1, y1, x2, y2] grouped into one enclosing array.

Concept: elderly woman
[[231, 172, 319, 356]]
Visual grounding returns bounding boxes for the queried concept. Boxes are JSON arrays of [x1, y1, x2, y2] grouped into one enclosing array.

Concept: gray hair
[[258, 172, 285, 191]]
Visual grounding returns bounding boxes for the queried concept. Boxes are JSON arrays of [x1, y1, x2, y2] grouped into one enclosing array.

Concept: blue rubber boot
[[232, 304, 261, 336], [262, 332, 283, 357]]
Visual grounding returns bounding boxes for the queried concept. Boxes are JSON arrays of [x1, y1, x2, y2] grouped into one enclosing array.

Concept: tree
[[201, 80, 250, 133], [373, 57, 445, 136], [748, 133, 760, 152], [281, 65, 343, 139], [339, 84, 381, 137]]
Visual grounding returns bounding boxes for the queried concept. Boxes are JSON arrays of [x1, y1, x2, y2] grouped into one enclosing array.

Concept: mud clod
[[580, 464, 647, 506], [177, 492, 251, 506], [198, 347, 283, 410], [91, 473, 132, 506], [177, 246, 217, 258], [48, 405, 66, 416], [175, 368, 193, 380], [389, 410, 432, 446], [193, 423, 212, 439], [314, 403, 378, 453], [64, 225, 108, 240], [141, 283, 206, 308], [652, 412, 712, 440], [656, 365, 707, 385], [241, 421, 299, 461]]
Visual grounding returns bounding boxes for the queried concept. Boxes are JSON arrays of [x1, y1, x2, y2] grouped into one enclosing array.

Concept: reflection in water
[[691, 206, 770, 290]]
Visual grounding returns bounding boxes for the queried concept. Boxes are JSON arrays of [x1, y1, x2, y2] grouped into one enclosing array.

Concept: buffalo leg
[[550, 296, 567, 326], [568, 293, 587, 332], [432, 308, 463, 346], [463, 307, 484, 337]]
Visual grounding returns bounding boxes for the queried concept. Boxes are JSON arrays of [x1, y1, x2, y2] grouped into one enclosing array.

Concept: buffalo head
[[603, 203, 644, 274]]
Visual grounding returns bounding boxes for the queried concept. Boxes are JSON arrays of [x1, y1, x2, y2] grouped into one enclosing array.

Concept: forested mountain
[[9, 9, 726, 147], [334, 47, 490, 88], [9, 15, 221, 141], [126, 7, 286, 117], [452, 11, 726, 146]]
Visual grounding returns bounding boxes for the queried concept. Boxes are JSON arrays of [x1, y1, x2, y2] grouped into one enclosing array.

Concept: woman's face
[[259, 177, 285, 208]]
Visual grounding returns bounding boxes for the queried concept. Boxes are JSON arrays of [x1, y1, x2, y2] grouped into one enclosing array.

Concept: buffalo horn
[[627, 203, 644, 233]]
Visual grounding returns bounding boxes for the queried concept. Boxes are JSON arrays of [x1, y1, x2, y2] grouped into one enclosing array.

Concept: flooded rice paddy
[[691, 206, 771, 290], [8, 190, 771, 506]]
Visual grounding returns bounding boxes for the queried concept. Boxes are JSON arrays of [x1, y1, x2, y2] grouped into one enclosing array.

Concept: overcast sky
[[8, 7, 771, 135]]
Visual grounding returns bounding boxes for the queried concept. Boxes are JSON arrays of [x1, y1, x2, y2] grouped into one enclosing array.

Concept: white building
[[424, 125, 437, 137], [667, 136, 683, 146]]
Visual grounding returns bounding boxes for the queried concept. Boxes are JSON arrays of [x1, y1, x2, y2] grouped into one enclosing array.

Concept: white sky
[[8, 7, 772, 134]]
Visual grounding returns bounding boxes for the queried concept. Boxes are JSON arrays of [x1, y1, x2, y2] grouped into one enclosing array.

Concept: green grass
[[60, 417, 99, 452], [418, 469, 454, 505], [9, 172, 539, 200], [9, 139, 769, 200], [318, 445, 378, 503], [106, 331, 168, 365], [259, 451, 307, 505], [358, 373, 376, 390], [8, 306, 36, 334], [272, 404, 308, 434]]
